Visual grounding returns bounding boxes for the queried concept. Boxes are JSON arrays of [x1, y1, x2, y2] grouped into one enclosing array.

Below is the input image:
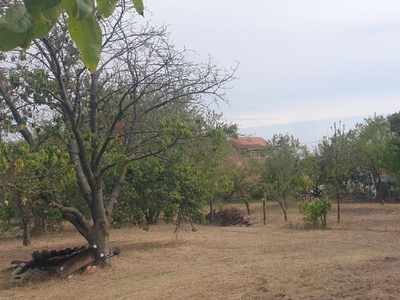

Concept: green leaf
[[68, 15, 102, 73], [0, 29, 28, 51], [24, 0, 62, 23], [33, 3, 63, 38], [132, 0, 144, 16], [62, 0, 78, 19], [0, 5, 35, 51], [0, 0, 62, 51], [62, 0, 93, 21], [21, 25, 35, 48], [0, 5, 34, 33], [98, 0, 118, 18]]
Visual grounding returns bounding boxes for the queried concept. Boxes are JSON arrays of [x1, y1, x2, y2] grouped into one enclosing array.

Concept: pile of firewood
[[206, 208, 255, 226], [9, 245, 120, 284]]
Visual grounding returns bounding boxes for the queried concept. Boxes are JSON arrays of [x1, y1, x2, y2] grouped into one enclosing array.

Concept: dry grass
[[2, 202, 400, 300]]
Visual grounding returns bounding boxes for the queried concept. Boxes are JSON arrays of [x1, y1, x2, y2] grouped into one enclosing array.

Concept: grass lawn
[[1, 201, 400, 299]]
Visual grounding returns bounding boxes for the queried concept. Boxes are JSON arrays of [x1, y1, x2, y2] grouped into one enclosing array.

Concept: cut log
[[56, 248, 97, 278], [11, 260, 28, 265]]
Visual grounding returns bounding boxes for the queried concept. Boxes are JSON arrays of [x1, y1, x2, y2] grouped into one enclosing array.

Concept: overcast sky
[[141, 1, 400, 145]]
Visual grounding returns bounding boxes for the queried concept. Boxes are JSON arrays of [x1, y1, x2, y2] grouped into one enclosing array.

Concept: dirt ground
[[2, 202, 400, 300]]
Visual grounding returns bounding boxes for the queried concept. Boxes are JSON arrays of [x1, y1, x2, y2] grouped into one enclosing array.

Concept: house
[[229, 137, 267, 159]]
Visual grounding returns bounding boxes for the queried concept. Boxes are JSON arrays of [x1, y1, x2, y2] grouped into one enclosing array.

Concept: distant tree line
[[230, 113, 400, 224]]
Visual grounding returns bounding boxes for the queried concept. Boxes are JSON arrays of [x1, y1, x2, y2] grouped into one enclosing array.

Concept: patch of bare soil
[[2, 203, 400, 300]]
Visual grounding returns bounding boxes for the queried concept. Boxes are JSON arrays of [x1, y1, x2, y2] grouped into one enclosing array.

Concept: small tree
[[298, 198, 332, 229], [302, 149, 326, 199], [262, 134, 307, 221], [318, 122, 353, 223], [353, 114, 389, 204], [221, 151, 264, 215]]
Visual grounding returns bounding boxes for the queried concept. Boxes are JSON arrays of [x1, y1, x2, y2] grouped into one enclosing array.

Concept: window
[[250, 150, 261, 159]]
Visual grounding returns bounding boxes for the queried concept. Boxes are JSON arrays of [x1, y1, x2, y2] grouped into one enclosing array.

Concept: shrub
[[298, 198, 332, 229]]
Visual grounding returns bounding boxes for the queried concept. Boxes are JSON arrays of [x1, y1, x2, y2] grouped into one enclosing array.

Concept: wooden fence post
[[263, 192, 266, 226], [210, 196, 214, 223]]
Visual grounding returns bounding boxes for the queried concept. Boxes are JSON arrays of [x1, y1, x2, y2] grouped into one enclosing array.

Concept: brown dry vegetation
[[2, 202, 400, 300]]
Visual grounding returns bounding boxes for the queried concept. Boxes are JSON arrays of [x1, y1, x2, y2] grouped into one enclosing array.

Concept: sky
[[139, 1, 400, 145]]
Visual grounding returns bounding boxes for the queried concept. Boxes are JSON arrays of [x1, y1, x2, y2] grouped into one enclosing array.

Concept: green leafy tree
[[221, 152, 264, 215], [117, 154, 208, 229], [112, 112, 238, 229], [0, 0, 144, 72], [383, 112, 400, 192], [353, 114, 389, 204], [0, 140, 74, 245], [1, 9, 236, 259], [262, 134, 307, 221], [318, 122, 353, 223], [302, 149, 325, 199]]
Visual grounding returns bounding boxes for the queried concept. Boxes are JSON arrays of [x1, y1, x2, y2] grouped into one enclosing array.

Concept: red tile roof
[[230, 137, 267, 150]]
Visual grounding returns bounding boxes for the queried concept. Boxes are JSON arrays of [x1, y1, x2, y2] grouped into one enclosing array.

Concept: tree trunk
[[146, 208, 158, 224], [376, 179, 385, 205], [239, 189, 251, 215], [243, 198, 251, 215], [277, 200, 288, 221], [60, 205, 112, 267], [91, 221, 111, 264], [154, 208, 162, 224], [22, 214, 32, 246], [87, 182, 112, 266], [337, 197, 341, 223]]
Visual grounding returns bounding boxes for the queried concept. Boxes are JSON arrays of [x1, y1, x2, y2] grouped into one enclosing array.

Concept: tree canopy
[[262, 133, 307, 221]]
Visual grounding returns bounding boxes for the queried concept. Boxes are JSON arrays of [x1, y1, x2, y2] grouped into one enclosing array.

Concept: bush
[[298, 198, 332, 229]]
